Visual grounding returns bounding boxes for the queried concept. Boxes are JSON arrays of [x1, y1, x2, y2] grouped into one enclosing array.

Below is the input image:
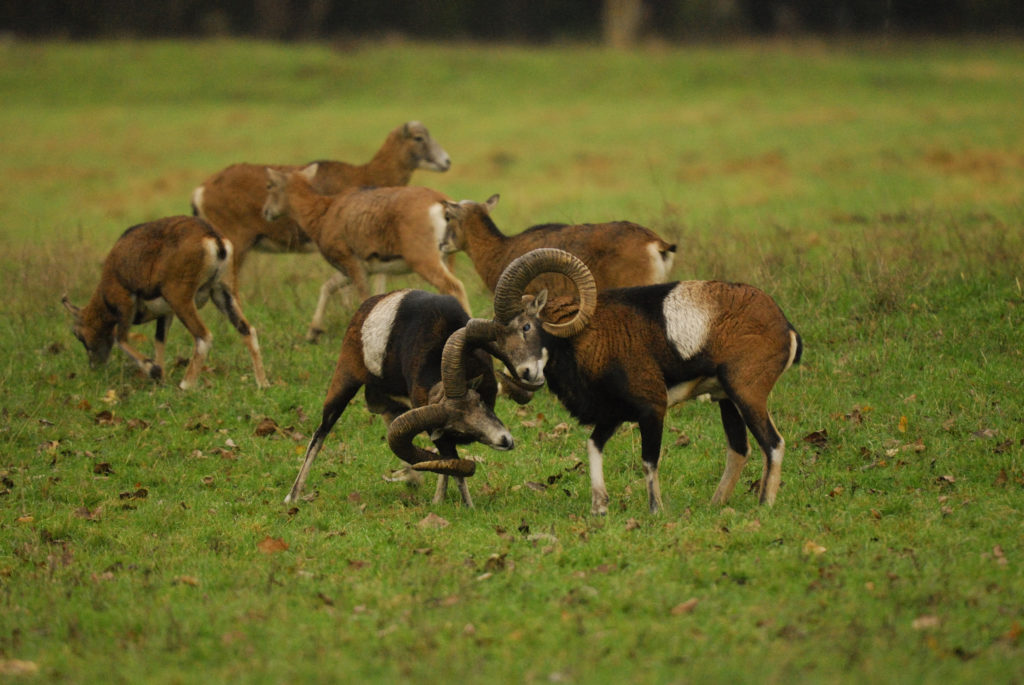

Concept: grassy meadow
[[1, 38, 1023, 683]]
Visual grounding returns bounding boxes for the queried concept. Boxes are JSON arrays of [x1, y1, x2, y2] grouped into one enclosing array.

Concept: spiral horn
[[492, 248, 597, 338]]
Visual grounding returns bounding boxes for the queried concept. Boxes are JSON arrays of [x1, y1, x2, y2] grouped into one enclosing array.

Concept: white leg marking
[[179, 335, 212, 390], [245, 327, 269, 389], [587, 439, 609, 516], [432, 474, 448, 504], [285, 436, 323, 504], [643, 461, 664, 514], [456, 476, 474, 508], [761, 440, 785, 506]]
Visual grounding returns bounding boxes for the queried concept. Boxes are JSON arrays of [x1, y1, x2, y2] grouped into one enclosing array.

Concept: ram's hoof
[[411, 459, 476, 477]]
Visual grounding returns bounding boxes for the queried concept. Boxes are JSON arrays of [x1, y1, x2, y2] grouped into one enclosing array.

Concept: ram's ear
[[299, 162, 318, 182], [61, 294, 81, 318], [443, 200, 461, 221], [527, 289, 548, 314], [484, 194, 500, 211], [265, 167, 288, 187], [468, 375, 484, 390]]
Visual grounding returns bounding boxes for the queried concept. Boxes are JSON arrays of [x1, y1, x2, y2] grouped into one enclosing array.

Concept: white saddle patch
[[361, 290, 410, 377], [663, 282, 712, 360]]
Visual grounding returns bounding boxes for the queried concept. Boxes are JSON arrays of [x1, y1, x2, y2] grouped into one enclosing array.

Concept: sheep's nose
[[498, 435, 514, 451]]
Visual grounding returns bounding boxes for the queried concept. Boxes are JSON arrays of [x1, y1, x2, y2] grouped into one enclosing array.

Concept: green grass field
[[1, 38, 1023, 683]]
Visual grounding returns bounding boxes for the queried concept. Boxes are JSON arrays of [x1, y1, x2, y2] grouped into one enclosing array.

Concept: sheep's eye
[[522, 323, 531, 333]]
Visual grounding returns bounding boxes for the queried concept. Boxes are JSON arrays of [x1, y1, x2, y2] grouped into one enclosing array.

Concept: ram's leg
[[637, 412, 666, 514], [711, 399, 751, 505], [455, 477, 473, 508], [429, 439, 473, 508], [371, 273, 387, 296], [307, 271, 351, 343], [285, 378, 361, 504], [105, 291, 161, 380], [210, 283, 269, 388], [153, 315, 173, 373], [432, 474, 449, 504], [587, 422, 619, 516], [730, 392, 785, 506], [115, 332, 163, 381]]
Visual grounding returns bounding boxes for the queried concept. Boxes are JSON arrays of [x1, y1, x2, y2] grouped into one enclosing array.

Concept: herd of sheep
[[63, 121, 801, 515]]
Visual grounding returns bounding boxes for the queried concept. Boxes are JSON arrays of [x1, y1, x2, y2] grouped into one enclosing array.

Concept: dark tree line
[[2, 0, 1022, 41]]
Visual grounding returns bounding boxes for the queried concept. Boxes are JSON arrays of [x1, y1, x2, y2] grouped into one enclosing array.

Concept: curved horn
[[385, 404, 476, 477], [492, 248, 597, 338], [440, 319, 500, 400], [386, 404, 450, 465], [440, 328, 470, 399]]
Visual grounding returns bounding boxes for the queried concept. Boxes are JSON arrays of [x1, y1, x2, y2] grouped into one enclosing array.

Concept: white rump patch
[[648, 242, 675, 282], [428, 202, 447, 253], [663, 282, 712, 360], [785, 329, 800, 371], [361, 290, 409, 377], [191, 186, 205, 217]]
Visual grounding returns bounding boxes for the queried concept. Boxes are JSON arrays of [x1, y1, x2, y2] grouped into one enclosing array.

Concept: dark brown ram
[[499, 249, 802, 515], [283, 249, 596, 507]]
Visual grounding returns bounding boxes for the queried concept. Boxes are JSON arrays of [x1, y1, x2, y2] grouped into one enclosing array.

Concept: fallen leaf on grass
[[74, 506, 102, 521], [172, 575, 200, 587], [802, 429, 829, 448], [256, 536, 289, 554], [418, 512, 449, 529], [912, 615, 941, 630], [1001, 621, 1023, 645], [93, 462, 114, 475], [118, 488, 148, 500], [483, 553, 507, 572], [0, 660, 39, 675], [992, 545, 1008, 566], [101, 389, 118, 405], [671, 598, 699, 615], [520, 412, 546, 428], [802, 540, 827, 556], [254, 417, 280, 437], [624, 518, 641, 531]]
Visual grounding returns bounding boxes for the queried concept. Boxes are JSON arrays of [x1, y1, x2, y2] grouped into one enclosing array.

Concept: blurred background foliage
[[3, 0, 1023, 43]]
